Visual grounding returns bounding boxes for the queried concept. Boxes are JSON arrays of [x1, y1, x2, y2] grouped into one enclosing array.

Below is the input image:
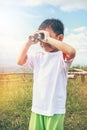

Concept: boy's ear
[[57, 34, 64, 41]]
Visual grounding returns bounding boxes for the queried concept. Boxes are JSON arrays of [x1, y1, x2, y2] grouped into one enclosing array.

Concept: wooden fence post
[[81, 74, 85, 82]]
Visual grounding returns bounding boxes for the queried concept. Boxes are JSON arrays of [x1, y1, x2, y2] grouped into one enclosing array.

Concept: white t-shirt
[[23, 51, 73, 116]]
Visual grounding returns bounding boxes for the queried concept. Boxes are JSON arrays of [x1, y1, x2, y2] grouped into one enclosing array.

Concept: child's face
[[39, 28, 62, 52]]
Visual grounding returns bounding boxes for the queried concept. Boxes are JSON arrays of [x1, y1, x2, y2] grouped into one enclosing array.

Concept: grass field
[[0, 73, 87, 130]]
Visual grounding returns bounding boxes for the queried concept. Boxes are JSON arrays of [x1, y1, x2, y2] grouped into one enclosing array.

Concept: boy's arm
[[17, 40, 32, 65], [37, 30, 76, 60], [46, 37, 76, 60]]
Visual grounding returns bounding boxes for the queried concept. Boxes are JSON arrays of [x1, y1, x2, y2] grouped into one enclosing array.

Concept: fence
[[68, 69, 87, 82], [0, 72, 33, 82], [0, 69, 87, 82]]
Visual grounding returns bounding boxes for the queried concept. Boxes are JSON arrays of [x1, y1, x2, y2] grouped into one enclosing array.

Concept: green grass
[[65, 77, 87, 130], [0, 74, 33, 130], [0, 74, 87, 130]]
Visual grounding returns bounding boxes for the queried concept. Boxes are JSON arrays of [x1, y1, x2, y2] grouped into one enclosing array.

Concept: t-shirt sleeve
[[63, 53, 74, 69], [23, 53, 34, 70]]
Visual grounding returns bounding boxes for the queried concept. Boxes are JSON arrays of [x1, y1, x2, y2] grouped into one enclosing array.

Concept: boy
[[17, 18, 76, 130]]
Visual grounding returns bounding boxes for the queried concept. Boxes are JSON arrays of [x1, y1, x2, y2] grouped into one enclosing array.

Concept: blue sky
[[0, 0, 87, 67]]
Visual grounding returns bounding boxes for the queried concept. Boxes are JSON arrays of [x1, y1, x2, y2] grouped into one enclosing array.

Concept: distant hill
[[0, 65, 32, 73]]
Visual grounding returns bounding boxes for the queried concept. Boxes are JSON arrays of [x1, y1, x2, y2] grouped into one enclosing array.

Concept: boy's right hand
[[28, 34, 38, 44]]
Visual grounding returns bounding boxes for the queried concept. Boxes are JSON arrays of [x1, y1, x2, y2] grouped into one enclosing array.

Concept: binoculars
[[29, 33, 45, 42]]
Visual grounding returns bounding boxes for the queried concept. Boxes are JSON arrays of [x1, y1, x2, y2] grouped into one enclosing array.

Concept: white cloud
[[58, 0, 87, 11], [65, 26, 87, 43], [0, 25, 87, 66], [64, 26, 87, 65], [64, 27, 87, 49], [73, 27, 87, 33], [0, 0, 87, 11], [22, 0, 44, 6], [21, 0, 87, 11], [0, 0, 21, 6]]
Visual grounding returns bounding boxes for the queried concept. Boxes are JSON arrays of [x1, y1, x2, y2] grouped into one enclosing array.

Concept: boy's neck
[[49, 48, 59, 52]]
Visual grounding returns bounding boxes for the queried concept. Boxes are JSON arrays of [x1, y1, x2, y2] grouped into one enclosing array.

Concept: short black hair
[[38, 18, 64, 35]]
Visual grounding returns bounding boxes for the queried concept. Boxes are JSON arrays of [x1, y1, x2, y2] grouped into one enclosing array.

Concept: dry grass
[[0, 74, 87, 130]]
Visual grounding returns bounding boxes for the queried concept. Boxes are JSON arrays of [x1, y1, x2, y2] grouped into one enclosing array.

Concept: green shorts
[[29, 112, 65, 130]]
